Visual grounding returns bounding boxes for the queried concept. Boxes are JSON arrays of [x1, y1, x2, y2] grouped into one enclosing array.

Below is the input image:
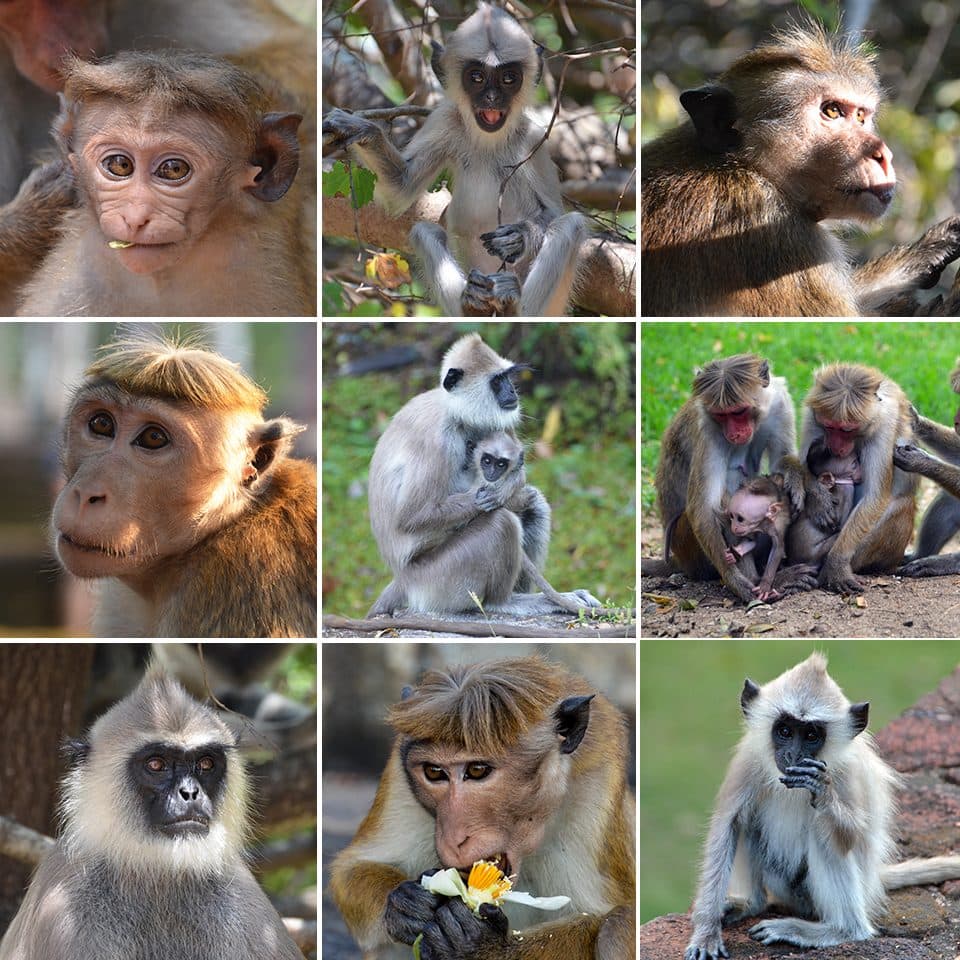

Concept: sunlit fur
[[805, 363, 887, 424], [692, 354, 771, 411], [61, 668, 249, 879]]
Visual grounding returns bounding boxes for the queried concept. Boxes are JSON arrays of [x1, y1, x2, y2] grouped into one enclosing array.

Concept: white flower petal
[[502, 890, 572, 911], [420, 868, 467, 899]]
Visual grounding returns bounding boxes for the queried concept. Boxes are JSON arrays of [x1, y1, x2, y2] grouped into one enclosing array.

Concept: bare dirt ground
[[640, 507, 960, 638]]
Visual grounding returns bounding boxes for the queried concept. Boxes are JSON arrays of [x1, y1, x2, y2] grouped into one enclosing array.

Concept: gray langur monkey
[[322, 3, 586, 317], [0, 668, 301, 960], [685, 652, 960, 960], [473, 430, 600, 613], [366, 332, 600, 616]]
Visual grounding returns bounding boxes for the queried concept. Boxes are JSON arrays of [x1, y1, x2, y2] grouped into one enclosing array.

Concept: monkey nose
[[872, 142, 894, 180]]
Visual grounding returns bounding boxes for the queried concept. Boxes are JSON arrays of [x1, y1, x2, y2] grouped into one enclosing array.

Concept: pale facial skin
[[70, 102, 261, 275], [53, 385, 258, 582]]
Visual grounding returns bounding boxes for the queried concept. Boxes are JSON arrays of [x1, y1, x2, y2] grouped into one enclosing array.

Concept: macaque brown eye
[[423, 764, 447, 782], [102, 154, 134, 177], [146, 757, 165, 772], [465, 762, 492, 780], [855, 107, 867, 124], [156, 158, 191, 181], [89, 412, 115, 437], [134, 426, 170, 450], [821, 102, 843, 119]]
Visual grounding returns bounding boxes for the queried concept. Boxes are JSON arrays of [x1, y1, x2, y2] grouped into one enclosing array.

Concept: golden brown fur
[[641, 24, 960, 317], [331, 656, 635, 960], [53, 336, 316, 638]]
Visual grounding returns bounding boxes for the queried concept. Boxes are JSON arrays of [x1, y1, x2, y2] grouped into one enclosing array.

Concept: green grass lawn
[[641, 321, 960, 512], [639, 639, 960, 923]]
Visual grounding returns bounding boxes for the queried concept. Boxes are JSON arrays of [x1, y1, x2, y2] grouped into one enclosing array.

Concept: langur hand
[[384, 880, 443, 945], [818, 556, 864, 594], [476, 483, 506, 512], [480, 222, 533, 264], [684, 926, 730, 960], [462, 269, 520, 316], [417, 899, 509, 960], [322, 107, 383, 149], [780, 757, 830, 806], [893, 443, 931, 473]]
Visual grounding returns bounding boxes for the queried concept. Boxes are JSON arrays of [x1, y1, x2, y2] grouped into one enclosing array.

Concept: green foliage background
[[322, 322, 637, 617], [640, 639, 960, 923], [641, 321, 960, 514]]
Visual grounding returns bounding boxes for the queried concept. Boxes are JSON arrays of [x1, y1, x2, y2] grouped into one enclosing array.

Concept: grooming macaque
[[0, 0, 316, 311], [787, 438, 862, 565], [0, 668, 301, 960], [719, 475, 789, 602], [652, 353, 809, 603], [799, 363, 916, 592], [13, 50, 312, 316], [52, 337, 316, 637], [366, 334, 599, 616], [641, 23, 960, 316], [330, 656, 635, 959], [323, 3, 585, 316], [684, 653, 960, 960]]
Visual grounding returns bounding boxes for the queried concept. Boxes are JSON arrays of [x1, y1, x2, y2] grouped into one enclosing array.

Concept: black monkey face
[[461, 60, 524, 132], [770, 714, 826, 773], [128, 742, 227, 837]]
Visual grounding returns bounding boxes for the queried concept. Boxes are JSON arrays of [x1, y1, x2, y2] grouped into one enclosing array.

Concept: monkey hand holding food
[[461, 267, 521, 316]]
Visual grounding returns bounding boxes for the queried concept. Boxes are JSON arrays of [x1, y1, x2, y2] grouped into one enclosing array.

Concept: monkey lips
[[107, 240, 184, 275], [475, 109, 507, 131]]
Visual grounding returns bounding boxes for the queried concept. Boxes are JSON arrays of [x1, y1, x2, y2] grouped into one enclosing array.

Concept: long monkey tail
[[881, 855, 960, 890]]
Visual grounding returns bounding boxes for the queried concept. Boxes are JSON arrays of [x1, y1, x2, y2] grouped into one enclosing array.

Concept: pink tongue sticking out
[[481, 110, 501, 125]]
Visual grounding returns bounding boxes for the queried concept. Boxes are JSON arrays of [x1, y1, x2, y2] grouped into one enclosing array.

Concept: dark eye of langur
[[198, 755, 215, 772], [133, 426, 170, 450], [146, 757, 166, 773], [88, 412, 115, 437], [497, 459, 508, 471], [423, 764, 447, 782], [501, 70, 519, 86], [102, 154, 134, 177], [775, 723, 792, 740], [156, 158, 191, 182], [469, 70, 484, 85]]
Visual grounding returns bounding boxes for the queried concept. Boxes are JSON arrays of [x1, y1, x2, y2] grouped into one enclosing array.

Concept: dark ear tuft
[[850, 701, 869, 736], [679, 84, 741, 154], [443, 368, 464, 391], [741, 678, 761, 716], [61, 738, 90, 768], [249, 112, 302, 202], [555, 694, 594, 755], [430, 40, 446, 86]]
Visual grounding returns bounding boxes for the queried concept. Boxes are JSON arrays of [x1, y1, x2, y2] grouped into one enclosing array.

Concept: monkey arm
[[323, 106, 454, 216], [914, 414, 960, 462], [893, 444, 960, 499]]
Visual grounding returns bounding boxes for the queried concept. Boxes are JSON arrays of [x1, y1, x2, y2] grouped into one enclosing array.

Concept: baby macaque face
[[728, 488, 777, 538]]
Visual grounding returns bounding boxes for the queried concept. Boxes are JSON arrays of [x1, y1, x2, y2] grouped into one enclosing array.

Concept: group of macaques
[[644, 352, 960, 604], [0, 0, 316, 316]]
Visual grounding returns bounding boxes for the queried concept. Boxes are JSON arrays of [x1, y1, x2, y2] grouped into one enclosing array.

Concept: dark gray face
[[480, 449, 512, 482], [128, 741, 227, 837], [771, 714, 826, 774]]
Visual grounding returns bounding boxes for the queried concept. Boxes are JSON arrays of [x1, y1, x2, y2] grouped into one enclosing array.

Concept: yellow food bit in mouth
[[108, 240, 134, 249], [467, 860, 513, 903]]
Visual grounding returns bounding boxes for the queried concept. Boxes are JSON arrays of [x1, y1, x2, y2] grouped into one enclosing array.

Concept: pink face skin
[[818, 418, 861, 459], [710, 405, 756, 445], [70, 102, 261, 275], [727, 489, 779, 538]]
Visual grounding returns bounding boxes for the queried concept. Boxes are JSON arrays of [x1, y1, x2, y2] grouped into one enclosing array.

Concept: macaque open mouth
[[475, 109, 507, 132], [459, 852, 512, 880]]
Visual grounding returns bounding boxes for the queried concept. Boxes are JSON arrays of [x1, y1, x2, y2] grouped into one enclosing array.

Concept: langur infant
[[685, 652, 960, 960], [788, 438, 862, 565], [719, 475, 790, 602]]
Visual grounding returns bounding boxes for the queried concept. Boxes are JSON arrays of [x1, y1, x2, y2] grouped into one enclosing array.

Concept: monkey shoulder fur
[[330, 655, 635, 958], [684, 652, 960, 960], [0, 668, 302, 960], [641, 23, 960, 317], [366, 333, 600, 617], [51, 336, 317, 638]]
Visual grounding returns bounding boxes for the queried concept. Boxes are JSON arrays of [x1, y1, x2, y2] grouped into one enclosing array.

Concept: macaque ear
[[767, 501, 782, 519], [242, 416, 306, 486], [555, 694, 594, 755], [53, 92, 78, 155], [248, 111, 302, 202], [818, 471, 836, 488], [679, 83, 741, 154], [740, 678, 761, 715]]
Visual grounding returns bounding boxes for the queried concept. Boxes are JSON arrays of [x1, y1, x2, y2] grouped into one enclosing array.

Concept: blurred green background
[[641, 0, 960, 275], [639, 639, 960, 923], [322, 321, 636, 617], [640, 321, 960, 515]]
